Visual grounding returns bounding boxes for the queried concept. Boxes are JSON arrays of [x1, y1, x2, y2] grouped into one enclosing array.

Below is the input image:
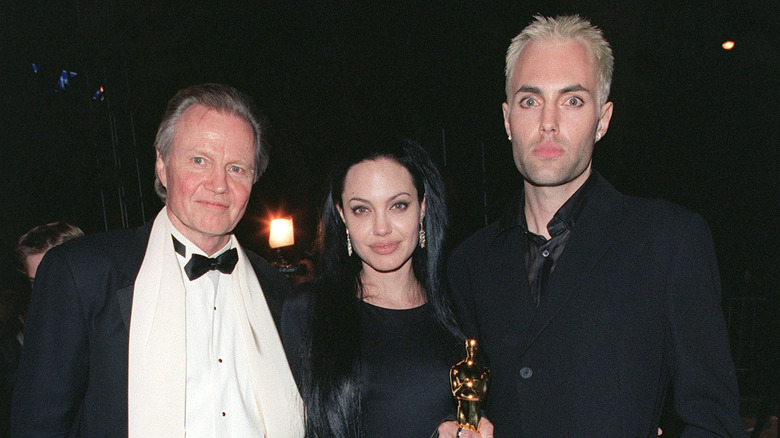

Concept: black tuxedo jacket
[[447, 172, 743, 437], [11, 221, 292, 437]]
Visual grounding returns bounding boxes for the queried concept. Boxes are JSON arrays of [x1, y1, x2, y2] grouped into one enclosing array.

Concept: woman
[[282, 139, 492, 438]]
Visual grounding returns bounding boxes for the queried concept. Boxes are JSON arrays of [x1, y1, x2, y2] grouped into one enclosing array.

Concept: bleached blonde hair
[[505, 15, 614, 106]]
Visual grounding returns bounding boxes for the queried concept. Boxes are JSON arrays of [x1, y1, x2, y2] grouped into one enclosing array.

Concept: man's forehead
[[512, 38, 598, 89]]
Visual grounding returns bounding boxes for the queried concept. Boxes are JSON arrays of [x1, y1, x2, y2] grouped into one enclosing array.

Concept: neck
[[166, 209, 230, 256], [359, 262, 425, 309], [523, 168, 591, 239]]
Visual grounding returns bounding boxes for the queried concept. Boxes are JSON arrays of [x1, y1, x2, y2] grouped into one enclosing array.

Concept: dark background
[[0, 0, 778, 431], [1, 0, 778, 369]]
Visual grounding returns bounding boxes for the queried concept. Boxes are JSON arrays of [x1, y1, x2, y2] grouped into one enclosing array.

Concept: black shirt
[[518, 173, 597, 306], [360, 301, 459, 438]]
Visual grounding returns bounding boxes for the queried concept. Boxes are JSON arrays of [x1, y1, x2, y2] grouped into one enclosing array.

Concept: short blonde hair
[[505, 15, 614, 106]]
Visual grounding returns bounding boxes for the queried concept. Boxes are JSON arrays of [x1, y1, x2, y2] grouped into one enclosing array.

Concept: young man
[[447, 15, 743, 437]]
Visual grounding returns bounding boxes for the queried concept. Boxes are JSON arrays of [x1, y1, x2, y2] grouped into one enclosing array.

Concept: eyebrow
[[514, 84, 591, 96], [346, 192, 413, 204]]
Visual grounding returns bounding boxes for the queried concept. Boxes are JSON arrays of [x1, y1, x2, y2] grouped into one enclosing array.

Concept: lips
[[369, 242, 400, 255], [197, 200, 229, 210], [533, 143, 564, 159]]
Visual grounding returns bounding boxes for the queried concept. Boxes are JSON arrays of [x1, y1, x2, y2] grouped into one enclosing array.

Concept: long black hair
[[303, 137, 462, 437]]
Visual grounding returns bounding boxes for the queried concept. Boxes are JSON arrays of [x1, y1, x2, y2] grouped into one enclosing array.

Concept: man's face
[[502, 38, 613, 189], [156, 104, 256, 255]]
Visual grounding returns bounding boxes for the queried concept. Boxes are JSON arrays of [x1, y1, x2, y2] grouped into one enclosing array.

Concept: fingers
[[478, 417, 495, 438], [437, 421, 487, 438]]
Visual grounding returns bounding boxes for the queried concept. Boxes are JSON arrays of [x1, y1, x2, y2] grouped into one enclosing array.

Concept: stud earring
[[595, 132, 602, 141], [346, 229, 353, 256], [418, 220, 426, 249], [507, 134, 512, 141]]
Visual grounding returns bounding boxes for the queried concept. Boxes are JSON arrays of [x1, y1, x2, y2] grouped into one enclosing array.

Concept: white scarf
[[128, 208, 304, 437]]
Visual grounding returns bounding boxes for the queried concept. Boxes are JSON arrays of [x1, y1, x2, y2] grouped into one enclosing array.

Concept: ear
[[595, 101, 614, 140], [336, 203, 346, 224], [502, 101, 511, 138], [155, 150, 168, 189], [420, 195, 427, 221]]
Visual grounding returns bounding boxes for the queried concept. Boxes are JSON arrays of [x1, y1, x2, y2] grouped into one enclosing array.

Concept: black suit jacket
[[447, 172, 743, 437], [11, 221, 292, 437]]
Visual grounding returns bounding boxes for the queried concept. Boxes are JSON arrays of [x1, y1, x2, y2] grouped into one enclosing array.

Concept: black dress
[[281, 286, 459, 438]]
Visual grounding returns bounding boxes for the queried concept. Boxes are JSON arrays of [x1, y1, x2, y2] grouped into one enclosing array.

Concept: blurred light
[[58, 70, 77, 90], [269, 218, 295, 248], [722, 41, 735, 50], [32, 64, 39, 73], [92, 86, 104, 101]]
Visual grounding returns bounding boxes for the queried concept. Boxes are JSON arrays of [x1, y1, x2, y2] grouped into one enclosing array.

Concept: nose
[[540, 103, 558, 134], [373, 211, 391, 236], [205, 166, 228, 193]]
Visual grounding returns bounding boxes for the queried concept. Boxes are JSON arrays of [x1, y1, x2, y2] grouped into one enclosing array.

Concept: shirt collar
[[495, 170, 598, 241]]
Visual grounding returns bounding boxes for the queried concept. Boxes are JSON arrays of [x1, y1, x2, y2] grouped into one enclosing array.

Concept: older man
[[12, 84, 303, 437], [446, 16, 744, 437]]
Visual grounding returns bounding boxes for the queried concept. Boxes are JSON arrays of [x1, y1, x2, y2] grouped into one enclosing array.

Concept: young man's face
[[503, 38, 613, 190]]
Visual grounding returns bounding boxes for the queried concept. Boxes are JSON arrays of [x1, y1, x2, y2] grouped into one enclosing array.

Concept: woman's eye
[[352, 206, 368, 214], [391, 202, 409, 211]]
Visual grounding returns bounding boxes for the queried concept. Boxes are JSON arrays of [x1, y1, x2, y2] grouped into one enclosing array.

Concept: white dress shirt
[[170, 228, 265, 437]]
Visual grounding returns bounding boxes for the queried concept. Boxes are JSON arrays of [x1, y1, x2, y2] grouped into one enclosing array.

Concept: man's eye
[[229, 165, 243, 174], [520, 97, 538, 108], [193, 157, 204, 164], [566, 96, 583, 106]]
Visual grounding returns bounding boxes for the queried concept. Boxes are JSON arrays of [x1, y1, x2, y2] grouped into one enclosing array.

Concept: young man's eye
[[565, 96, 583, 106], [520, 97, 538, 108]]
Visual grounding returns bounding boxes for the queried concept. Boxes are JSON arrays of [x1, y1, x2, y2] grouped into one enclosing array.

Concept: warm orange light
[[722, 41, 735, 50], [269, 218, 294, 248]]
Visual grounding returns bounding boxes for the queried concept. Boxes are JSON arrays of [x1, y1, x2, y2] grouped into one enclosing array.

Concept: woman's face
[[339, 158, 425, 276]]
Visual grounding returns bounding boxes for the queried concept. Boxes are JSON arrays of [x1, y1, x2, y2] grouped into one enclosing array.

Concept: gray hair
[[153, 83, 269, 200], [505, 15, 614, 106]]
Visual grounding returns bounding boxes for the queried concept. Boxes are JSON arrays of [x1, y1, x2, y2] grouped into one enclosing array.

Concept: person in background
[[15, 222, 84, 284], [282, 138, 493, 437], [444, 14, 743, 437]]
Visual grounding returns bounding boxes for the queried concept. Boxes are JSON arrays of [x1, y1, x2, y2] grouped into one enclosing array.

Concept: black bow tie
[[183, 248, 239, 281]]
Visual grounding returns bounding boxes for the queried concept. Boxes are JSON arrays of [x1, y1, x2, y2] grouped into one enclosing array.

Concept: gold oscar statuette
[[450, 339, 490, 432]]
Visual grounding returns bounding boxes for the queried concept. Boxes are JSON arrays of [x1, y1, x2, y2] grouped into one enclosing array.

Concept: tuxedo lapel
[[115, 223, 153, 330], [518, 176, 625, 356]]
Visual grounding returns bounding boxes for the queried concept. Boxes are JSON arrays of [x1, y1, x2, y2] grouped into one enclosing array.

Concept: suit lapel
[[116, 222, 153, 330], [518, 175, 625, 356]]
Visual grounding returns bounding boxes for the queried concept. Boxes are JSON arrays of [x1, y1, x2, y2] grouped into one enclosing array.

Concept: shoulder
[[617, 195, 711, 240], [589, 173, 711, 239], [448, 219, 503, 266], [39, 223, 151, 278], [243, 248, 293, 303]]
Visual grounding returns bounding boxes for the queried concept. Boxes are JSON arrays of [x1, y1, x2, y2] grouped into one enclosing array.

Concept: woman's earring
[[346, 229, 353, 256], [418, 220, 426, 249]]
